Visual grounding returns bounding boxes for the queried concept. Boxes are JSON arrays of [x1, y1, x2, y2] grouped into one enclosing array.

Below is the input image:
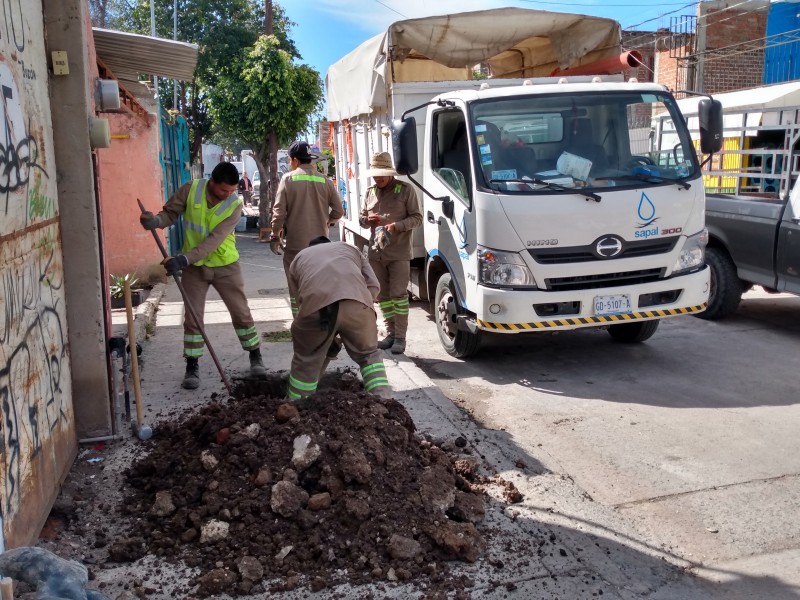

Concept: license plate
[[593, 294, 632, 316]]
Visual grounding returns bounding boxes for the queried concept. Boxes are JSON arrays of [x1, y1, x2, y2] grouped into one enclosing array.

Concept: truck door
[[777, 180, 800, 293], [425, 108, 475, 302]]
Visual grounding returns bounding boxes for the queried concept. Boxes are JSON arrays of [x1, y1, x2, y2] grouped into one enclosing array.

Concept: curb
[[133, 283, 166, 345]]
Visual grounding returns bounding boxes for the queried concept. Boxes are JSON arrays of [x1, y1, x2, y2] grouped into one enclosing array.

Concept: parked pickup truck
[[654, 82, 800, 319], [702, 188, 800, 318]]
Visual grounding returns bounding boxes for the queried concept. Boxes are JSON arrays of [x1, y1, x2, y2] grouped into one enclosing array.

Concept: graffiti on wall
[[0, 0, 72, 541]]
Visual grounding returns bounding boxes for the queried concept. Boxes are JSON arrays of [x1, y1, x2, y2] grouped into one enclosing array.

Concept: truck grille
[[545, 268, 664, 291], [529, 237, 679, 264]]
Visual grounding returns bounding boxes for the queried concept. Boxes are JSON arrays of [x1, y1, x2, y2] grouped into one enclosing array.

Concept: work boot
[[377, 334, 395, 350], [182, 357, 200, 390], [390, 338, 406, 354], [249, 349, 267, 377]]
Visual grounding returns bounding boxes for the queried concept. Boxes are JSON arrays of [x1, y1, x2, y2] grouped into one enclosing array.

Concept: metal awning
[[92, 27, 199, 88]]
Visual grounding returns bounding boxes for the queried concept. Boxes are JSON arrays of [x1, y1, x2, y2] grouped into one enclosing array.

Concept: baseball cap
[[288, 140, 318, 161]]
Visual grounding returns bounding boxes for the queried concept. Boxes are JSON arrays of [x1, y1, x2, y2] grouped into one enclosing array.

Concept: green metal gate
[[160, 109, 192, 254]]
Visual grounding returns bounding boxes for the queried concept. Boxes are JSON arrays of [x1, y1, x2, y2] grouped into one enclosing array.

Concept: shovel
[[123, 279, 153, 440], [137, 199, 233, 395]]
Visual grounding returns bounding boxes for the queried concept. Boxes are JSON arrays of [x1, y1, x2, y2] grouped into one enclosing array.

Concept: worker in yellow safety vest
[[139, 162, 266, 389]]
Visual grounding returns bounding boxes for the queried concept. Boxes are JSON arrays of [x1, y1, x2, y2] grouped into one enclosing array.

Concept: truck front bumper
[[470, 267, 709, 333]]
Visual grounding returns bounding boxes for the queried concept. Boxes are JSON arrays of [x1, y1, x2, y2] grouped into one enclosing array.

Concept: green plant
[[109, 273, 139, 298]]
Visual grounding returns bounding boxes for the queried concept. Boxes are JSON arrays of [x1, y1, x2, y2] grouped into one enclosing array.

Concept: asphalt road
[[404, 286, 800, 597], [232, 226, 799, 596]]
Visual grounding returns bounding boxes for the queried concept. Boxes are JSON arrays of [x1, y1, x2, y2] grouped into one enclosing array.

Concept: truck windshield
[[469, 91, 698, 193]]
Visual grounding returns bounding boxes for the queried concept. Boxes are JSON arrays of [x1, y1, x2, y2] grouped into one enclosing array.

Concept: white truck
[[327, 8, 722, 357]]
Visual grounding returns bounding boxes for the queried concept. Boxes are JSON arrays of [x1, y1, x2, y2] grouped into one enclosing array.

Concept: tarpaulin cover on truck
[[326, 8, 621, 121]]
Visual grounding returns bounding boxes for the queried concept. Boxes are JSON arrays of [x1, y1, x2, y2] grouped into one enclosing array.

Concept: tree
[[209, 35, 323, 214], [88, 0, 134, 28], [113, 0, 297, 162]]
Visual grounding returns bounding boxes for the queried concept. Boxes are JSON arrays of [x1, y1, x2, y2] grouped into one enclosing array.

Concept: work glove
[[371, 226, 391, 251], [162, 254, 189, 276], [139, 211, 160, 230], [269, 237, 283, 255]]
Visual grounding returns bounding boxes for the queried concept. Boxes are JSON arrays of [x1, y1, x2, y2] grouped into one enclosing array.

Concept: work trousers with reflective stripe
[[180, 263, 260, 358], [282, 250, 300, 317], [287, 299, 391, 400], [370, 258, 410, 338]]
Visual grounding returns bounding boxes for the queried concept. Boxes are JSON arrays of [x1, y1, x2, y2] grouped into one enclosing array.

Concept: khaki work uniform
[[286, 242, 391, 400], [154, 181, 260, 358], [271, 164, 344, 316], [358, 179, 422, 339]]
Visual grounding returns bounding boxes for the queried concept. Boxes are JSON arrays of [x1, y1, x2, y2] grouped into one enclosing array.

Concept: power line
[[373, 0, 407, 18], [623, 1, 699, 30]]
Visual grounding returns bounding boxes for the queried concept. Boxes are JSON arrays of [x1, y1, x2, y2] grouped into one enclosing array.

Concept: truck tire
[[607, 319, 660, 343], [697, 247, 742, 320], [434, 273, 481, 358]]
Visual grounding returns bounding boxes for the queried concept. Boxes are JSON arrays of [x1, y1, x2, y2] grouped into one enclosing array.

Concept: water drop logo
[[456, 215, 468, 249], [636, 192, 658, 228]]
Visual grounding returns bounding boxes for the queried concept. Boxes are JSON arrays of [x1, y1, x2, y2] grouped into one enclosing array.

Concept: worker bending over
[[285, 236, 392, 400]]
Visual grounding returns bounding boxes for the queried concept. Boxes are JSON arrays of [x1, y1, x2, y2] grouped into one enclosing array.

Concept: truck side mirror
[[442, 197, 454, 220], [698, 98, 723, 155], [392, 118, 418, 175]]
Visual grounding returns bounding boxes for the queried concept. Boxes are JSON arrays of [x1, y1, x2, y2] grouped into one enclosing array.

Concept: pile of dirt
[[108, 378, 491, 597]]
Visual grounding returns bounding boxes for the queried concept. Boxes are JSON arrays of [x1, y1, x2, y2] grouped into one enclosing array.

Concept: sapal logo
[[636, 192, 658, 227], [634, 192, 659, 238]]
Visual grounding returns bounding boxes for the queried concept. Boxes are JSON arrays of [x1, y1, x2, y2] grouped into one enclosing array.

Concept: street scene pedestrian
[[285, 236, 392, 400], [359, 152, 422, 354], [139, 161, 266, 389], [270, 140, 344, 316], [238, 171, 253, 206]]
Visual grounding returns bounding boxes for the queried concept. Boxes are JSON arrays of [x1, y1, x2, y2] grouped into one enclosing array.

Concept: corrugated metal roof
[[93, 28, 199, 85]]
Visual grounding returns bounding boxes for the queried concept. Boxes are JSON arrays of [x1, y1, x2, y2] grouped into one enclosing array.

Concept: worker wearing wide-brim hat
[[358, 151, 422, 355], [270, 140, 344, 317]]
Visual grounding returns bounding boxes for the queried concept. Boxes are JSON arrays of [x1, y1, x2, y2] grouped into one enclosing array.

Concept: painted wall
[[97, 112, 168, 281], [0, 1, 76, 547]]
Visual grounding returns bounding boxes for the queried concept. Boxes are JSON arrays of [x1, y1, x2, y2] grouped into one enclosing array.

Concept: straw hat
[[363, 152, 398, 177]]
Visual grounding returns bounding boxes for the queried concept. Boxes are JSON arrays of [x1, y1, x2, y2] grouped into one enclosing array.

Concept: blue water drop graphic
[[638, 192, 656, 221]]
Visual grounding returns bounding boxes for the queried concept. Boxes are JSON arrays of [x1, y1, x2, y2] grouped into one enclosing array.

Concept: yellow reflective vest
[[182, 179, 241, 267]]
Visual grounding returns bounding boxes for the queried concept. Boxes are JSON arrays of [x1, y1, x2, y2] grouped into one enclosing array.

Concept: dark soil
[[102, 376, 493, 597]]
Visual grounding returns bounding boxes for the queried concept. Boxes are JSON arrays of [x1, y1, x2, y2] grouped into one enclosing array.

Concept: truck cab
[[395, 82, 712, 356]]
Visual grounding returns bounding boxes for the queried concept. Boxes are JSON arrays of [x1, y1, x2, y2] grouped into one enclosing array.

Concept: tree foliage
[[211, 36, 322, 149], [107, 0, 297, 161], [209, 35, 323, 209]]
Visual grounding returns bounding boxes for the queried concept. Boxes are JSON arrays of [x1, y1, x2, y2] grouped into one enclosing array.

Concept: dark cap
[[288, 140, 318, 161]]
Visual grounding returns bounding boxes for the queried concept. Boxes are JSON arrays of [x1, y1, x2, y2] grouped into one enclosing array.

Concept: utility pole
[[173, 0, 178, 109], [150, 0, 158, 97], [264, 0, 278, 220]]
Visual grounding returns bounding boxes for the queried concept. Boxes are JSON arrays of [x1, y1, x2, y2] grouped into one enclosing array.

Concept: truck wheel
[[434, 273, 481, 358], [697, 247, 742, 320], [607, 319, 660, 343]]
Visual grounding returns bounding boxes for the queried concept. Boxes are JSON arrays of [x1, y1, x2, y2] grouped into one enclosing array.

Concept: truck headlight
[[672, 228, 708, 275], [478, 246, 537, 287]]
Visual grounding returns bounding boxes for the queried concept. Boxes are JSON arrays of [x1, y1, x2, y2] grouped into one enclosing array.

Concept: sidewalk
[[107, 238, 721, 599]]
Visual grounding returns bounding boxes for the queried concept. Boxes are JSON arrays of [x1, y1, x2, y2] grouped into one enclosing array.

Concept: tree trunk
[[265, 0, 273, 35]]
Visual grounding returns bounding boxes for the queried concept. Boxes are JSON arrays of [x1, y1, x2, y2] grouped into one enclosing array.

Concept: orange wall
[[97, 112, 168, 282]]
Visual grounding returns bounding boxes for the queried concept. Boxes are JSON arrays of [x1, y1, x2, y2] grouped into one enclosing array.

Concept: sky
[[282, 0, 700, 84]]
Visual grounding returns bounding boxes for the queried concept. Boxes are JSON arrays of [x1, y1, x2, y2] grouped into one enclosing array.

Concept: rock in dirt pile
[[112, 382, 489, 596]]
